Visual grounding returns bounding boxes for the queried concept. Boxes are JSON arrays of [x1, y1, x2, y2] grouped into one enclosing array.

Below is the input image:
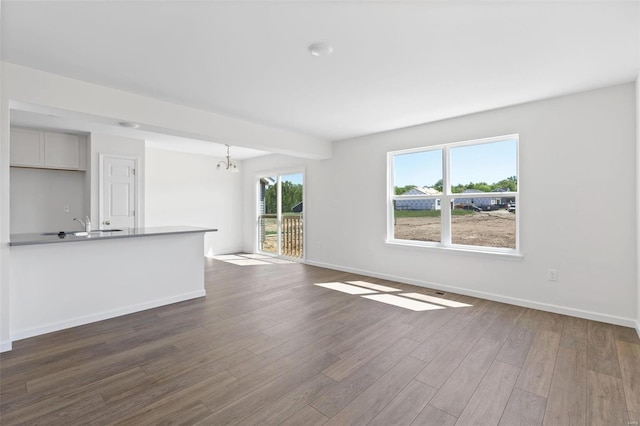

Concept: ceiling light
[[308, 42, 333, 57], [217, 144, 239, 173], [118, 121, 140, 129]]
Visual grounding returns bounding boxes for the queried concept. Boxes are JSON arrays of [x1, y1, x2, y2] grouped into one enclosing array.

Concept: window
[[388, 135, 518, 253]]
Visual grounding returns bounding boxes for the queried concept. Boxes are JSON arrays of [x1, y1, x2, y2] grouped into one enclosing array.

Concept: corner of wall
[[637, 74, 640, 338], [0, 60, 12, 352]]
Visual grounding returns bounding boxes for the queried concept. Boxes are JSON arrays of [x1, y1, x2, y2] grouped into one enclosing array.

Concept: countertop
[[10, 226, 218, 246]]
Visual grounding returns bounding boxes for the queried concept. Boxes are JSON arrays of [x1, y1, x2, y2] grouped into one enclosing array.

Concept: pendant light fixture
[[217, 144, 239, 173]]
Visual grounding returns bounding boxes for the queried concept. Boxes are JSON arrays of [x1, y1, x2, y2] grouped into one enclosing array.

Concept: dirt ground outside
[[259, 216, 303, 258], [394, 210, 516, 248]]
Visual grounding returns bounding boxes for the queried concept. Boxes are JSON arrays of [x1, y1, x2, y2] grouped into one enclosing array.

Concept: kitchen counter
[[10, 226, 217, 246], [9, 226, 215, 342]]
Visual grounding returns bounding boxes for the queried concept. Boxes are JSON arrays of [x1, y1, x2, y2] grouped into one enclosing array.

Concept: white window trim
[[387, 134, 520, 255]]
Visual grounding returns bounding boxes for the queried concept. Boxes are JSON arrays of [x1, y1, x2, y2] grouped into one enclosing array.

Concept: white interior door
[[101, 156, 137, 229]]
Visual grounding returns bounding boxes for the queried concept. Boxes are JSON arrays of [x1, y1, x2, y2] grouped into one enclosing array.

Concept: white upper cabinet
[[10, 128, 86, 170], [10, 128, 45, 167], [44, 132, 80, 169]]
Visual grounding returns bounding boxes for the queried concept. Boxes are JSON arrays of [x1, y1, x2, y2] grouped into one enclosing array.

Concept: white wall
[[636, 75, 640, 337], [244, 83, 638, 327], [10, 168, 86, 233], [145, 148, 243, 256], [0, 50, 11, 351], [89, 133, 145, 228]]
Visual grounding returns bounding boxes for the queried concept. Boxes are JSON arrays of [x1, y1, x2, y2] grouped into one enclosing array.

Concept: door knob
[[104, 220, 111, 225]]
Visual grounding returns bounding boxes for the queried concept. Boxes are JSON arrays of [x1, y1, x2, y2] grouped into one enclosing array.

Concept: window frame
[[387, 134, 519, 255]]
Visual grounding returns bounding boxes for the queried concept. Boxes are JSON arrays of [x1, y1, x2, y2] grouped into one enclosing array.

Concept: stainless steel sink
[[41, 229, 123, 236], [41, 231, 77, 236]]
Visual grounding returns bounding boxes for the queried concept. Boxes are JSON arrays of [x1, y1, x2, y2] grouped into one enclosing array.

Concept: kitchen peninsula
[[9, 226, 216, 341]]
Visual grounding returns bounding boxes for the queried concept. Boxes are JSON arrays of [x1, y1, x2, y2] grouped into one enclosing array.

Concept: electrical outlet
[[547, 269, 558, 281], [63, 205, 70, 213]]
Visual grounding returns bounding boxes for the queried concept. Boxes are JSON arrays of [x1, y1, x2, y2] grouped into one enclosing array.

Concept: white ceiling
[[2, 1, 639, 149]]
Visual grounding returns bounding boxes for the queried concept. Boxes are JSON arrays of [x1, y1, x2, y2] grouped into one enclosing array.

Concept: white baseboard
[[9, 290, 206, 343], [305, 260, 637, 329], [636, 319, 640, 340], [0, 340, 12, 353]]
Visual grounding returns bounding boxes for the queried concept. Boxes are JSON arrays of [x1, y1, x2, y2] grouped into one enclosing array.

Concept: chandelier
[[217, 144, 239, 173]]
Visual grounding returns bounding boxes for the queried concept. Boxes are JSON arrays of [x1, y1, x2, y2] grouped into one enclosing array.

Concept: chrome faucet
[[73, 216, 92, 232]]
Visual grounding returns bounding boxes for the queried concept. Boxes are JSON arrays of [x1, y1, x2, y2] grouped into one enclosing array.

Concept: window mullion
[[441, 147, 451, 245]]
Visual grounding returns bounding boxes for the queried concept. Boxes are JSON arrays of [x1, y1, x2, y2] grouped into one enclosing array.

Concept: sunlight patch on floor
[[401, 293, 473, 308], [265, 258, 296, 264], [315, 282, 378, 295], [212, 255, 245, 260], [242, 254, 272, 259], [313, 280, 474, 312], [213, 253, 297, 266], [362, 294, 446, 311], [346, 280, 401, 292], [225, 259, 272, 266]]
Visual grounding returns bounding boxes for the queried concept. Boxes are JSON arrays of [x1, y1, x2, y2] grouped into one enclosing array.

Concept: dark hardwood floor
[[1, 258, 639, 425]]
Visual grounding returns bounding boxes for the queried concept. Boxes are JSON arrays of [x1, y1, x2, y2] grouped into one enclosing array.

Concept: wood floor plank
[[310, 337, 420, 418], [408, 300, 485, 363], [515, 329, 561, 398], [198, 352, 337, 425], [535, 310, 566, 334], [402, 306, 460, 343], [560, 315, 588, 352], [429, 336, 503, 417], [498, 388, 547, 426], [196, 336, 338, 416], [112, 371, 238, 426], [281, 405, 329, 426], [496, 309, 538, 368], [455, 361, 520, 426], [100, 349, 253, 406], [543, 346, 587, 426], [324, 355, 426, 426], [613, 325, 640, 344], [415, 309, 498, 388], [482, 303, 524, 345], [26, 343, 179, 396], [368, 379, 437, 426], [123, 400, 213, 426], [323, 322, 412, 381], [140, 334, 260, 377], [11, 393, 106, 426], [228, 334, 340, 379], [586, 370, 628, 426], [248, 317, 345, 354], [587, 321, 622, 378], [411, 404, 458, 426], [1, 367, 146, 421], [616, 340, 640, 414], [237, 373, 336, 426]]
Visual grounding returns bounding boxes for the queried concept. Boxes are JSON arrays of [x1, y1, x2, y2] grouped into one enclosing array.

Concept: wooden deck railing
[[259, 214, 303, 258]]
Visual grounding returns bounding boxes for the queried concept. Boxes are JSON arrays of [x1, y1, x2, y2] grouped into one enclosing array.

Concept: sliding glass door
[[257, 172, 304, 259]]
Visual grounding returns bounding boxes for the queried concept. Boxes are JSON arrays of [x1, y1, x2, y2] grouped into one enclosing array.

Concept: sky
[[394, 139, 517, 188], [263, 173, 304, 186]]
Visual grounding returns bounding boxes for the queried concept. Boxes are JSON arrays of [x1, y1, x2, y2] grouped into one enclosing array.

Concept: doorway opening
[[257, 172, 304, 259]]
